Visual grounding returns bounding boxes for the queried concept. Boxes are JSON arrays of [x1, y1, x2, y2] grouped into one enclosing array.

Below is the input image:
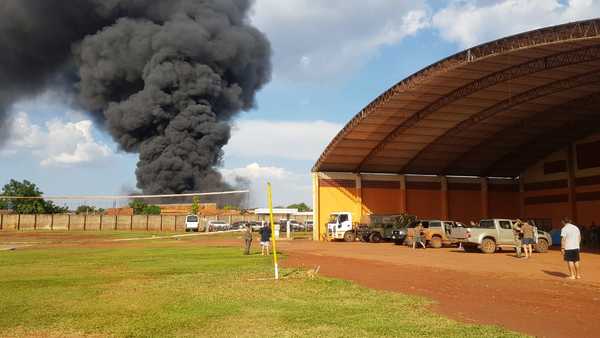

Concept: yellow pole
[[267, 183, 279, 280]]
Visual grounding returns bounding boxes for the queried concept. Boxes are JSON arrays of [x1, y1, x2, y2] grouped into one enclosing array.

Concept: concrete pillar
[[481, 177, 489, 219], [355, 174, 363, 222], [567, 143, 578, 223], [441, 176, 449, 220], [400, 175, 407, 213], [312, 173, 320, 241], [519, 178, 525, 219]]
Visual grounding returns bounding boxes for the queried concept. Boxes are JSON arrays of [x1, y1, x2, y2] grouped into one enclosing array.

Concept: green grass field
[[0, 240, 523, 337]]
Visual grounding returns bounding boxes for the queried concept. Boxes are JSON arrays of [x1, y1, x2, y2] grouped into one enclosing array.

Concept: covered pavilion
[[312, 19, 600, 240]]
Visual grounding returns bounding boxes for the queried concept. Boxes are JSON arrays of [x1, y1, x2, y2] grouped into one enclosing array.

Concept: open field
[[0, 232, 520, 338]]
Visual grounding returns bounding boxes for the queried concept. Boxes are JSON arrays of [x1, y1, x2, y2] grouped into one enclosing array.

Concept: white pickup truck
[[450, 219, 552, 254]]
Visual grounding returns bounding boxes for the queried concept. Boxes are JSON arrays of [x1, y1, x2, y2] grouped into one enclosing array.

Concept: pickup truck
[[405, 220, 464, 248], [451, 219, 552, 254]]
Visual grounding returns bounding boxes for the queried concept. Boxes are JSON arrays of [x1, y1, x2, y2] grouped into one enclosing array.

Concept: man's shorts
[[522, 238, 535, 245], [564, 249, 580, 262], [260, 241, 270, 247]]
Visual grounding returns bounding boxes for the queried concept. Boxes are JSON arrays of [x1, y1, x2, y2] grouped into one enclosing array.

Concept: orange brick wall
[[406, 189, 442, 219], [448, 190, 481, 224], [362, 187, 403, 214]]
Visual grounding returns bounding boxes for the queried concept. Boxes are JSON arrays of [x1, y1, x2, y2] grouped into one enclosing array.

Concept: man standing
[[561, 218, 582, 279], [521, 220, 535, 258], [243, 223, 253, 255], [513, 219, 524, 258], [412, 222, 426, 250], [260, 223, 272, 256]]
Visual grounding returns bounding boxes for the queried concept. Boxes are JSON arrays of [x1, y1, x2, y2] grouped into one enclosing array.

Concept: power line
[[0, 190, 250, 200]]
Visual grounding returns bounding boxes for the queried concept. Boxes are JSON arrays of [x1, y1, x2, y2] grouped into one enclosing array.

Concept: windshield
[[186, 216, 198, 222]]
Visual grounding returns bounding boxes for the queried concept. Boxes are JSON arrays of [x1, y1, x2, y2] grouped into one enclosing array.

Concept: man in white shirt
[[560, 218, 582, 280]]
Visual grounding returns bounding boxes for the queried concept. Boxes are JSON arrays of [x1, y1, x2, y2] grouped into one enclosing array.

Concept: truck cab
[[327, 212, 355, 241]]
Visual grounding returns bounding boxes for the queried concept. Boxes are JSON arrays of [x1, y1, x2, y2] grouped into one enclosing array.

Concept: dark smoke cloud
[[0, 0, 271, 195]]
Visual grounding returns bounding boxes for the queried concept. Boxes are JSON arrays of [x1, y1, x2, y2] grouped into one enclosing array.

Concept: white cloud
[[251, 0, 429, 81], [1, 112, 113, 167], [221, 163, 312, 207], [432, 0, 600, 48], [224, 119, 342, 161]]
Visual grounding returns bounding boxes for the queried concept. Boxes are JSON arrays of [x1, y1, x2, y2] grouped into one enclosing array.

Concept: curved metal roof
[[313, 19, 600, 177]]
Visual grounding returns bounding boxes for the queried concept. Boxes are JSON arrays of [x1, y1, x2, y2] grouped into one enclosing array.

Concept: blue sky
[[2, 0, 600, 207]]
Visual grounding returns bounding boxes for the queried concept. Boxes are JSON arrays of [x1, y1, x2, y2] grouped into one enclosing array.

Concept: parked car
[[249, 221, 265, 232], [305, 221, 313, 231], [405, 220, 464, 248], [185, 214, 199, 232], [450, 219, 552, 254], [207, 220, 230, 232], [230, 221, 247, 230]]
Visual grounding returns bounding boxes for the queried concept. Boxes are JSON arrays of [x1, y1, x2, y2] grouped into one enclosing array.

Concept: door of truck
[[498, 220, 514, 244], [336, 213, 352, 237]]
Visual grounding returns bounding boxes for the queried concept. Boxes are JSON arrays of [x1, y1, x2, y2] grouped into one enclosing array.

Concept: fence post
[[67, 214, 71, 231], [160, 215, 163, 232], [114, 215, 117, 230], [17, 214, 20, 231], [83, 215, 87, 231], [50, 214, 54, 231], [0, 214, 3, 231], [34, 214, 37, 231], [146, 215, 149, 231], [130, 215, 133, 231], [99, 214, 103, 231]]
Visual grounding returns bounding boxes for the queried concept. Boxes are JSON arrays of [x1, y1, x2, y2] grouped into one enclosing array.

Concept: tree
[[191, 196, 200, 214], [76, 205, 97, 215], [287, 203, 312, 212], [142, 205, 161, 215], [0, 179, 68, 214], [129, 199, 147, 214], [128, 199, 161, 215], [223, 205, 238, 211]]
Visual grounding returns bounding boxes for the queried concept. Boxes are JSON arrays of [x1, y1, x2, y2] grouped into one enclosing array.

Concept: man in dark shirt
[[260, 223, 272, 256]]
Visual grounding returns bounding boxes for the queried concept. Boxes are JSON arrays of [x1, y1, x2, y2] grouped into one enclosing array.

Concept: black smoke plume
[[0, 0, 270, 195]]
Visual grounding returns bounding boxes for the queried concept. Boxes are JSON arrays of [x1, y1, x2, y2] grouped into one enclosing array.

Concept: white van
[[185, 215, 199, 232]]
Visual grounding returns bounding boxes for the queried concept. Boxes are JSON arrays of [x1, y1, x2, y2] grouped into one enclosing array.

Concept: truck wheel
[[361, 234, 370, 242], [369, 232, 382, 243], [343, 231, 356, 242], [430, 236, 443, 248], [535, 239, 549, 253], [481, 238, 496, 254]]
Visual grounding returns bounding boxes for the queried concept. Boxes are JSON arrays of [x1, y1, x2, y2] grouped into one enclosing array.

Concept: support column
[[481, 177, 489, 219], [519, 178, 525, 219], [355, 174, 363, 222], [399, 175, 407, 213], [312, 173, 320, 241], [441, 176, 449, 220], [567, 143, 578, 223]]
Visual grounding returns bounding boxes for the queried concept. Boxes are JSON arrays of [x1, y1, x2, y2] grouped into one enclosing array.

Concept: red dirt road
[[279, 241, 600, 338]]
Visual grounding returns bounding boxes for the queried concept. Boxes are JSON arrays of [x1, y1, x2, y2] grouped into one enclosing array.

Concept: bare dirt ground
[[278, 240, 600, 338], [3, 231, 599, 337]]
